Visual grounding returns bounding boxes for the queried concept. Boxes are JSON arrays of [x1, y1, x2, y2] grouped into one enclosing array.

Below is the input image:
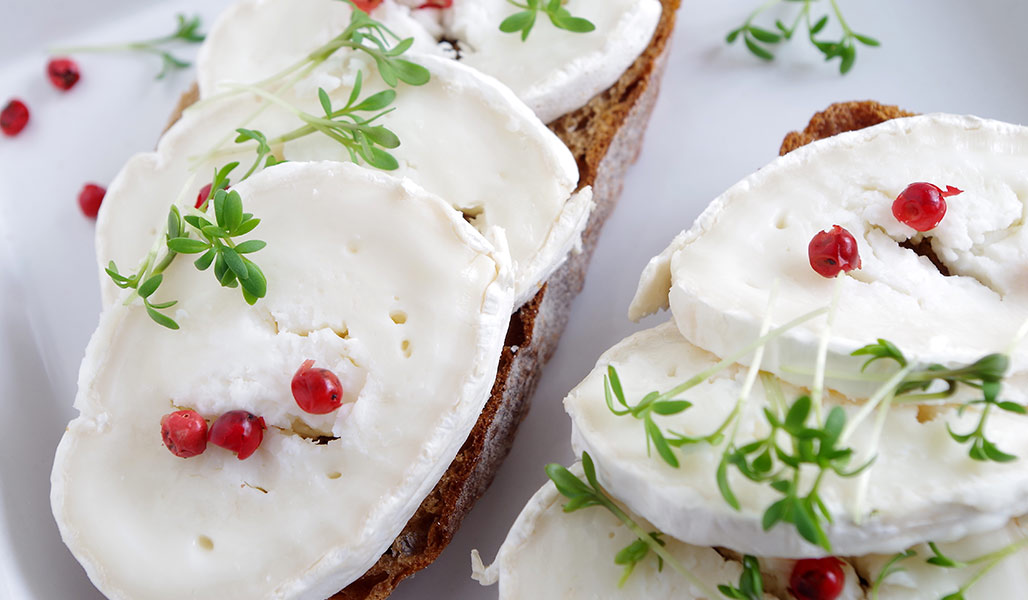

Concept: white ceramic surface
[[1, 1, 1026, 598]]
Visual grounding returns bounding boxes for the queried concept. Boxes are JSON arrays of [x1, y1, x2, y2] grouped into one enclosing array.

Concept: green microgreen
[[106, 163, 267, 329], [545, 453, 717, 596], [719, 394, 872, 551], [52, 14, 205, 79], [726, 0, 879, 74], [870, 549, 916, 600], [613, 532, 665, 587], [925, 538, 1028, 600], [499, 0, 596, 41], [851, 340, 1018, 463], [717, 555, 765, 600], [225, 75, 401, 171]]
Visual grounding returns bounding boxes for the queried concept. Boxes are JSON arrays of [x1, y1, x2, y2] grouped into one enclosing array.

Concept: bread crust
[[163, 4, 680, 597], [779, 100, 915, 156]]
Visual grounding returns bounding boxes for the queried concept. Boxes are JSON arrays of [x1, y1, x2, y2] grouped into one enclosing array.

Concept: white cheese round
[[566, 322, 1028, 557], [445, 0, 662, 123], [52, 161, 514, 599], [197, 0, 662, 122], [98, 50, 588, 308], [630, 114, 1028, 404], [472, 463, 757, 599], [196, 0, 445, 98], [478, 465, 1028, 599]]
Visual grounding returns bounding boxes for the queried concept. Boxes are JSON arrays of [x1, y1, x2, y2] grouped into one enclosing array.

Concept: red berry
[[78, 183, 106, 219], [209, 411, 266, 460], [291, 359, 345, 414], [351, 0, 383, 11], [47, 57, 81, 91], [892, 182, 962, 232], [808, 225, 861, 278], [160, 410, 208, 458], [195, 183, 213, 209], [417, 0, 452, 8], [1, 99, 29, 136], [790, 558, 845, 600]]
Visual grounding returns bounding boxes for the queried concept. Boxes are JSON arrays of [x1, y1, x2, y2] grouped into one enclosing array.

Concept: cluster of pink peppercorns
[[3, 57, 110, 219], [807, 182, 962, 278], [160, 360, 345, 460]]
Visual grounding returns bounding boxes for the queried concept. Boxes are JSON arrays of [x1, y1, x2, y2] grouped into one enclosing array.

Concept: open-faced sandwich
[[475, 103, 1028, 599], [50, 0, 680, 598]]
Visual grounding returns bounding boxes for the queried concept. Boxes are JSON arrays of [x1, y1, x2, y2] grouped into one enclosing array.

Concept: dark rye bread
[[165, 3, 680, 597], [779, 100, 916, 156]]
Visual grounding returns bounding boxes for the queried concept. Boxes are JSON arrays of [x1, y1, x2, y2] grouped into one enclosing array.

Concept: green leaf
[[234, 218, 261, 236], [167, 206, 181, 239], [364, 125, 401, 149], [926, 542, 967, 568], [221, 247, 249, 281], [213, 189, 228, 228], [946, 423, 975, 444], [744, 36, 775, 61], [753, 448, 773, 474], [651, 400, 692, 415], [581, 451, 602, 492], [551, 14, 595, 33], [747, 26, 781, 43], [234, 240, 267, 254], [222, 191, 244, 233], [839, 44, 856, 74], [145, 304, 179, 330], [785, 396, 811, 432], [792, 499, 828, 550], [726, 28, 742, 43], [499, 11, 534, 34], [997, 401, 1026, 414], [762, 498, 787, 530], [982, 439, 1017, 463], [138, 274, 163, 299], [645, 416, 679, 468], [240, 260, 267, 299], [363, 147, 399, 171], [147, 300, 177, 310], [545, 463, 594, 500], [318, 88, 333, 116], [391, 59, 431, 86], [353, 90, 397, 112], [167, 238, 210, 254], [810, 15, 829, 34], [717, 452, 741, 510], [193, 248, 215, 271], [613, 538, 649, 565], [854, 33, 880, 47]]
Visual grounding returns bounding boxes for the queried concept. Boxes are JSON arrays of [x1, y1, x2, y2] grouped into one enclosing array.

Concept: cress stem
[[602, 500, 719, 598], [654, 307, 829, 404]]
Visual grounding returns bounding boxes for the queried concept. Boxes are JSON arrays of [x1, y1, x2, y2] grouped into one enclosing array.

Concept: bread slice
[[779, 100, 916, 155], [163, 3, 680, 597]]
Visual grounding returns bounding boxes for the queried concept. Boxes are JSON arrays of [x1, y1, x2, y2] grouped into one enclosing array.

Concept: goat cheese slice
[[630, 114, 1028, 404], [565, 321, 1028, 557], [477, 466, 1027, 599], [52, 161, 514, 600], [98, 50, 588, 308], [470, 463, 765, 599], [197, 0, 662, 122]]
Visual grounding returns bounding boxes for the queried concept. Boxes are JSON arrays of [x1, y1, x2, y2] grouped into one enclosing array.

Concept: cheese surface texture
[[565, 322, 1028, 557], [98, 50, 588, 307], [197, 0, 662, 122], [53, 162, 514, 599], [630, 115, 1028, 404]]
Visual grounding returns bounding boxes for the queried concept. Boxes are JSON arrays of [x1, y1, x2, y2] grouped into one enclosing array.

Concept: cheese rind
[[53, 162, 514, 599], [566, 322, 1028, 557], [98, 50, 587, 307], [630, 114, 1028, 404]]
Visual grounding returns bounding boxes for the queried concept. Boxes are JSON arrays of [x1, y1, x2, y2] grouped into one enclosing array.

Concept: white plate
[[1, 1, 1026, 598]]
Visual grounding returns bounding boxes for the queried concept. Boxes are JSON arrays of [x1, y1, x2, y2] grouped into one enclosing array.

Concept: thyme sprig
[[106, 163, 267, 329], [726, 0, 879, 74], [718, 555, 765, 600], [545, 453, 717, 596], [500, 0, 596, 41], [53, 14, 205, 79], [852, 339, 1018, 463]]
